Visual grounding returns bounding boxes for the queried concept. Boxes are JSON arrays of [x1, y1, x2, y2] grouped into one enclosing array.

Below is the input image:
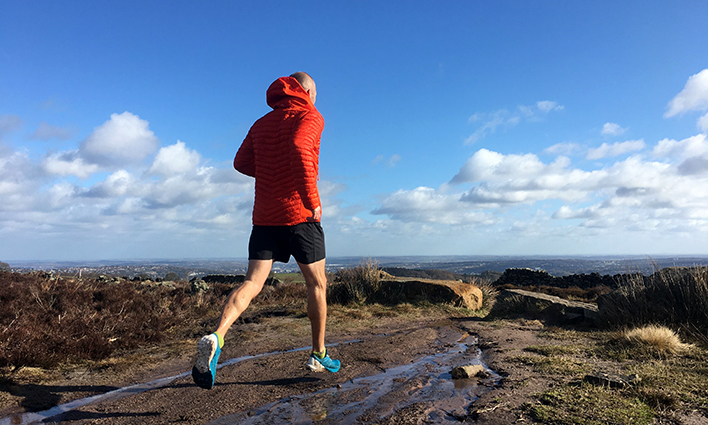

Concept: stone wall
[[493, 268, 626, 290]]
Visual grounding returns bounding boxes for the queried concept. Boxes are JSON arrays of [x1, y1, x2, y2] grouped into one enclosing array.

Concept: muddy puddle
[[209, 335, 500, 425], [2, 334, 499, 425]]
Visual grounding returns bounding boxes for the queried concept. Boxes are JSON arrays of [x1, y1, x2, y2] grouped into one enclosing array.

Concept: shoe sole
[[195, 335, 217, 374], [306, 357, 325, 372]]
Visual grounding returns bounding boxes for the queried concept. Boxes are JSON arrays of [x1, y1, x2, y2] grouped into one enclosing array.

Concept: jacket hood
[[266, 76, 315, 110]]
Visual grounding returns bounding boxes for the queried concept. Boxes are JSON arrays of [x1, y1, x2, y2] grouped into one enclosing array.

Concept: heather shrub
[[0, 271, 228, 368], [0, 270, 324, 369], [598, 267, 708, 337]]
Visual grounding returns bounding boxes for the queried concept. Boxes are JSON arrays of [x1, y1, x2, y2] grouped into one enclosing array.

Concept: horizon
[[8, 253, 708, 266], [2, 2, 708, 261]]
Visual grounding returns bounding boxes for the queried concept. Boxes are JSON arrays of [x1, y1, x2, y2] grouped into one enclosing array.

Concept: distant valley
[[7, 255, 708, 280]]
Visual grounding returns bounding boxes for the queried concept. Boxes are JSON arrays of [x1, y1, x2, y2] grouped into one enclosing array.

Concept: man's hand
[[308, 206, 322, 222]]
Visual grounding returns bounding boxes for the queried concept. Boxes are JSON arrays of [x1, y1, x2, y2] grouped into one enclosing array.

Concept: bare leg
[[215, 259, 273, 338], [298, 258, 328, 353]]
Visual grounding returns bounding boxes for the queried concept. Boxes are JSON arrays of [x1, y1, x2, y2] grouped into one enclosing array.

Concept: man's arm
[[291, 112, 324, 216], [234, 132, 255, 177]]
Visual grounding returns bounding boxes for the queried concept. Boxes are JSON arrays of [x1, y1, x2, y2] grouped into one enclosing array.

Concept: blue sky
[[2, 1, 708, 261]]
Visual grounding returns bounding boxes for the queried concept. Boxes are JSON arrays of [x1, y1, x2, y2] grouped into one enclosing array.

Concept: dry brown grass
[[624, 325, 693, 356], [598, 266, 708, 341], [328, 259, 382, 305]]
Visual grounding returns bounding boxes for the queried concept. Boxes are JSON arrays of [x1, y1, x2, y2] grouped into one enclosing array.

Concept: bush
[[328, 259, 382, 305], [0, 271, 228, 368], [598, 267, 708, 338]]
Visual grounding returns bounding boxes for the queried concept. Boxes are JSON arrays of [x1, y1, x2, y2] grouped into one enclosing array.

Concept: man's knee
[[299, 259, 327, 289]]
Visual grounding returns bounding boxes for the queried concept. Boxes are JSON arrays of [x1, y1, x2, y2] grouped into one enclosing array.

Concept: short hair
[[289, 72, 315, 91]]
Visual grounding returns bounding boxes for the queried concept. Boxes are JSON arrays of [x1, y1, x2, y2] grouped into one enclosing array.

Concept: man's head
[[290, 72, 317, 105]]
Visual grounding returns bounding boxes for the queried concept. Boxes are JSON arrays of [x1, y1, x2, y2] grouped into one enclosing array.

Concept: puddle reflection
[[208, 339, 500, 425]]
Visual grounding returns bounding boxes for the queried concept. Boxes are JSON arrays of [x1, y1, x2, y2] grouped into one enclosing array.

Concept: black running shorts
[[248, 222, 326, 265]]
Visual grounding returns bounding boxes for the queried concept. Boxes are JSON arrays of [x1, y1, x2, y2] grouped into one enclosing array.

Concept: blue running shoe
[[306, 349, 340, 373], [192, 334, 221, 389]]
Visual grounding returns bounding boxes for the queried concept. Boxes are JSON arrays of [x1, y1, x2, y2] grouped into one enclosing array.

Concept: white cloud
[[372, 186, 495, 225], [42, 150, 100, 179], [80, 112, 159, 166], [665, 69, 708, 117], [518, 101, 564, 121], [536, 101, 564, 113], [698, 112, 708, 133], [0, 147, 41, 200], [465, 109, 515, 144], [30, 122, 74, 141], [544, 142, 582, 156], [372, 136, 708, 241], [148, 141, 201, 176], [652, 134, 708, 160], [372, 154, 401, 167], [601, 122, 627, 136], [86, 170, 142, 198], [467, 101, 563, 144], [586, 139, 645, 160], [451, 149, 571, 184]]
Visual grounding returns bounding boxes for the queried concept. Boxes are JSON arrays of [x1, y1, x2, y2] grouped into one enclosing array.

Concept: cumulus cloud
[[80, 112, 159, 166], [0, 146, 42, 201], [698, 112, 708, 133], [601, 122, 627, 136], [30, 122, 74, 141], [586, 139, 645, 160], [665, 69, 708, 117], [652, 134, 708, 160], [85, 170, 143, 198], [148, 141, 201, 176], [372, 186, 494, 225], [373, 134, 708, 238], [42, 150, 100, 179]]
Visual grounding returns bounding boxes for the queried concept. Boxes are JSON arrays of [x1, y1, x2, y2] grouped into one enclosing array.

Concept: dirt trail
[[2, 317, 552, 424]]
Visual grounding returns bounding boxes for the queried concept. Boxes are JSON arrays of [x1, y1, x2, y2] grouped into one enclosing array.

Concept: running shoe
[[192, 334, 221, 389], [306, 350, 341, 373]]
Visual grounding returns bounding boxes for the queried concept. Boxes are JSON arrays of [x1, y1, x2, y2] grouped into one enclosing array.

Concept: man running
[[192, 72, 340, 390]]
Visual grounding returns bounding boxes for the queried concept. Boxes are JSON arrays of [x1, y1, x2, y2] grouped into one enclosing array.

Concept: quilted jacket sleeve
[[233, 131, 256, 177], [290, 111, 324, 211]]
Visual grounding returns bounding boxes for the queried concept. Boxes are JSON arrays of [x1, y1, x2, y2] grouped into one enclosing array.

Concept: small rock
[[451, 364, 487, 379], [583, 372, 641, 388]]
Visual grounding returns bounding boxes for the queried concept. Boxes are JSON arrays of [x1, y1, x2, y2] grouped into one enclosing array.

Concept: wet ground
[[3, 318, 505, 425]]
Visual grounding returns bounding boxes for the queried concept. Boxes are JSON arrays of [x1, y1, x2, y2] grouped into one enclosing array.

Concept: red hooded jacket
[[234, 76, 324, 226]]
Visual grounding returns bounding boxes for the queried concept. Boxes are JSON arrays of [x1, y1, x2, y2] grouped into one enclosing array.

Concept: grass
[[527, 383, 654, 425], [623, 325, 693, 356], [517, 324, 708, 424], [328, 258, 382, 305], [598, 266, 708, 340]]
